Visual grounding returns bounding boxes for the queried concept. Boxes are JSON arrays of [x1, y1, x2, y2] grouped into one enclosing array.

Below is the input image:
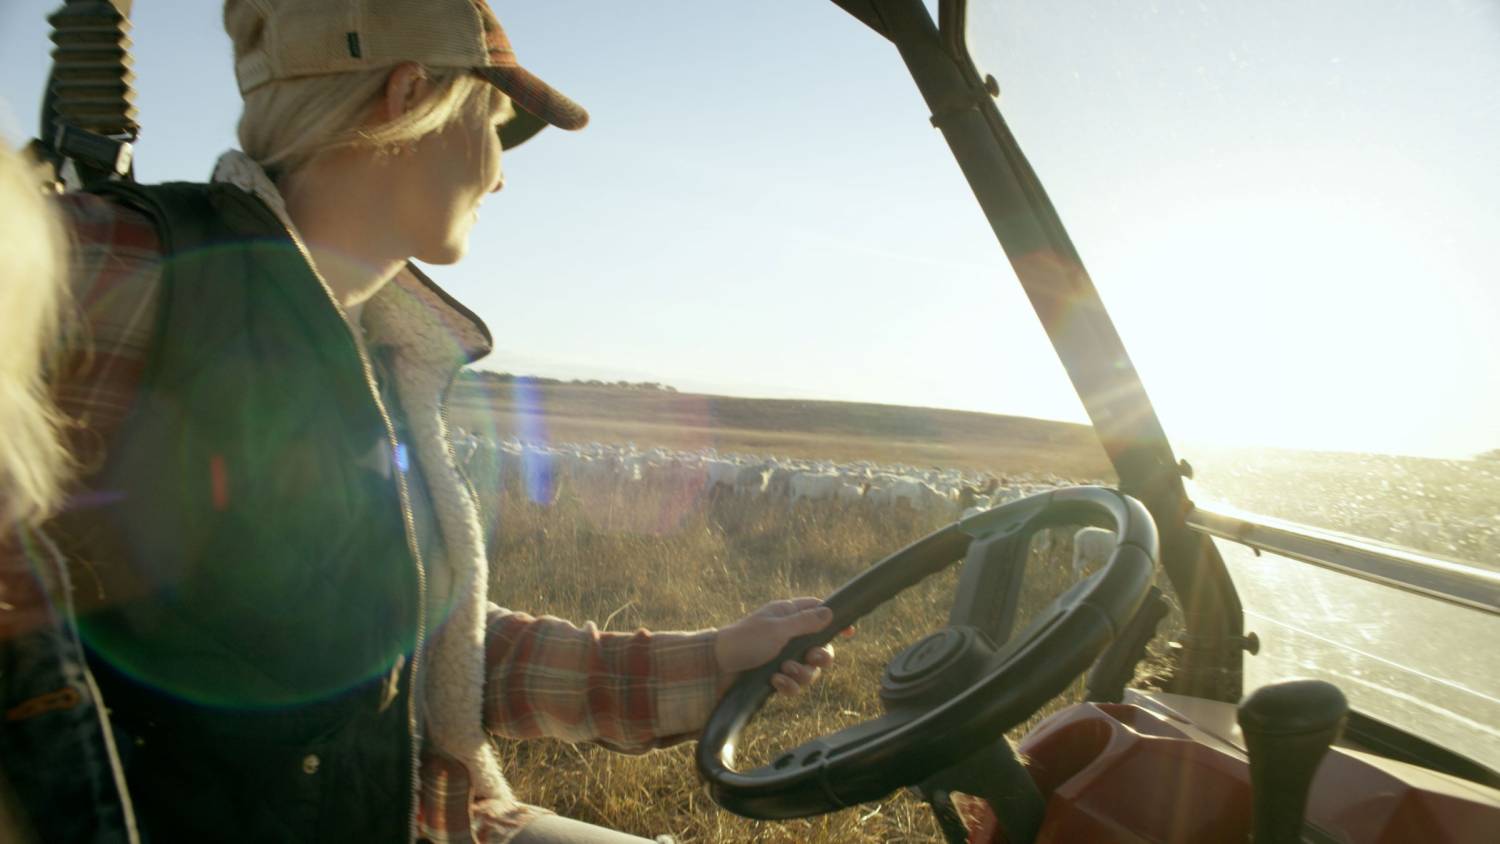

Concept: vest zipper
[[270, 222, 430, 842]]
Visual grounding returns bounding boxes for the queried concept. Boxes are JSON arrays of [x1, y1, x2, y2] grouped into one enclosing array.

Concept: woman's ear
[[380, 61, 431, 122]]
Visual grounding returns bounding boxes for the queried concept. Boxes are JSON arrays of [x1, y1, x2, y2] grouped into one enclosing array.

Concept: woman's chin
[[414, 238, 469, 266]]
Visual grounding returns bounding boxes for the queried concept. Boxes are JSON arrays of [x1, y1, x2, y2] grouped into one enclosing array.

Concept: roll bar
[[32, 0, 138, 188]]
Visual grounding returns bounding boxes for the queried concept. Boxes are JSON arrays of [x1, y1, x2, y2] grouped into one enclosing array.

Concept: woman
[[5, 1, 839, 841]]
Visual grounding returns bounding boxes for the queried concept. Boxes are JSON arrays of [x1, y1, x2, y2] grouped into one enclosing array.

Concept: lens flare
[[65, 240, 435, 710], [510, 377, 555, 505]]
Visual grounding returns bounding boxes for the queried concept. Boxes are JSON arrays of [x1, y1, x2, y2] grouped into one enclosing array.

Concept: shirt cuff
[[651, 628, 725, 740]]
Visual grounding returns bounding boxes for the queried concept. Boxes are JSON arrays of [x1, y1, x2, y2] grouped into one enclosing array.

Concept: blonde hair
[[225, 0, 512, 177], [0, 143, 74, 528]]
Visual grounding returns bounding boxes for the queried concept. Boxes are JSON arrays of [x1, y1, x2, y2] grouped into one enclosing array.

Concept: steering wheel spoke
[[981, 573, 1099, 672], [947, 528, 1032, 645]]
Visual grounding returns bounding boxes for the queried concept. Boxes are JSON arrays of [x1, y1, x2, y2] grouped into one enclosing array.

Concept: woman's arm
[[482, 605, 724, 753], [482, 599, 839, 753]]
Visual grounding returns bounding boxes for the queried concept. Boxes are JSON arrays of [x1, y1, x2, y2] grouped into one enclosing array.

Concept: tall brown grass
[[471, 454, 1178, 842]]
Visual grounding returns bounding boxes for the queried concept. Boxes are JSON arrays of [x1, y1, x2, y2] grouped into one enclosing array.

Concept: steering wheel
[[696, 486, 1159, 821]]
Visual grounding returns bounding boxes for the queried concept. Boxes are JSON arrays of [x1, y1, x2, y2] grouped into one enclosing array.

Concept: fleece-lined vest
[[60, 182, 420, 842]]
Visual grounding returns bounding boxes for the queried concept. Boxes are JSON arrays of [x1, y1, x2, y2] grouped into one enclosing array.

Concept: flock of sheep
[[451, 430, 1100, 517], [451, 431, 1119, 575]]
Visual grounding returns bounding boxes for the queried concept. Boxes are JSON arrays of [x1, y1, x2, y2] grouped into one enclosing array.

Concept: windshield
[[963, 0, 1500, 566], [966, 0, 1500, 766]]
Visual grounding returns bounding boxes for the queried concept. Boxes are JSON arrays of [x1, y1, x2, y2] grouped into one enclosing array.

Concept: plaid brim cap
[[231, 0, 587, 150], [480, 64, 586, 149], [470, 1, 588, 148]]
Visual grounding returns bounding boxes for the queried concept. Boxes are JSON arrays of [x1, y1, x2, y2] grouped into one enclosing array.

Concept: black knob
[[1237, 680, 1347, 843]]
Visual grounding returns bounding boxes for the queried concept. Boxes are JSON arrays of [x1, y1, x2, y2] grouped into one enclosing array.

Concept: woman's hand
[[713, 597, 850, 697]]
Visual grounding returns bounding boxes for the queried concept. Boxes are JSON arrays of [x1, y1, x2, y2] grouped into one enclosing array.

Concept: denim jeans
[[0, 528, 137, 843]]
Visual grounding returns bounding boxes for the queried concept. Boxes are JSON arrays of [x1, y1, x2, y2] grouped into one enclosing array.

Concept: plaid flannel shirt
[[12, 191, 724, 843]]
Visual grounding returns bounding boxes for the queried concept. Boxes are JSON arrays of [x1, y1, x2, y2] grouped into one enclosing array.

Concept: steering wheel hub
[[880, 627, 996, 710]]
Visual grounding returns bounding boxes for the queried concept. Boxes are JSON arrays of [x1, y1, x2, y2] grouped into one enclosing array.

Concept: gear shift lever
[[1236, 680, 1347, 843]]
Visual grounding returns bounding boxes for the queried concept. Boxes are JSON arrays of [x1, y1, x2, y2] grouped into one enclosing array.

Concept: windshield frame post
[[854, 0, 1247, 701]]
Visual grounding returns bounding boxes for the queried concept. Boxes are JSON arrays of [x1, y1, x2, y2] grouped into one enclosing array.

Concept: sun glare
[[1079, 134, 1493, 459]]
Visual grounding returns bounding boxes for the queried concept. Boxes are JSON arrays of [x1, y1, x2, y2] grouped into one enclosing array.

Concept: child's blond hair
[[0, 144, 74, 527]]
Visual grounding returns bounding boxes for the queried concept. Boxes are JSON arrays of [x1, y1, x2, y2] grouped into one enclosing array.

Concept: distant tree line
[[1479, 448, 1500, 462], [457, 370, 677, 392]]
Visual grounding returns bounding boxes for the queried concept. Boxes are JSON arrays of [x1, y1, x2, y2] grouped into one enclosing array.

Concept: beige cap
[[231, 0, 587, 148]]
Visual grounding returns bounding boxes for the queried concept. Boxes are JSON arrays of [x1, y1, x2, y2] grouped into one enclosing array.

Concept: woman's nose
[[490, 171, 505, 194]]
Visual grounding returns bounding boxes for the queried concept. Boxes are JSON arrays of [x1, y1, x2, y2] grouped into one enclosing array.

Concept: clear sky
[[2, 1, 1495, 459]]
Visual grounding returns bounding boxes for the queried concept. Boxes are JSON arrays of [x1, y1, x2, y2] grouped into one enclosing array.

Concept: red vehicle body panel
[[966, 691, 1500, 843]]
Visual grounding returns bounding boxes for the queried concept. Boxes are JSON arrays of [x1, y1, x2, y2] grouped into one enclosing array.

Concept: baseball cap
[[231, 0, 588, 149]]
